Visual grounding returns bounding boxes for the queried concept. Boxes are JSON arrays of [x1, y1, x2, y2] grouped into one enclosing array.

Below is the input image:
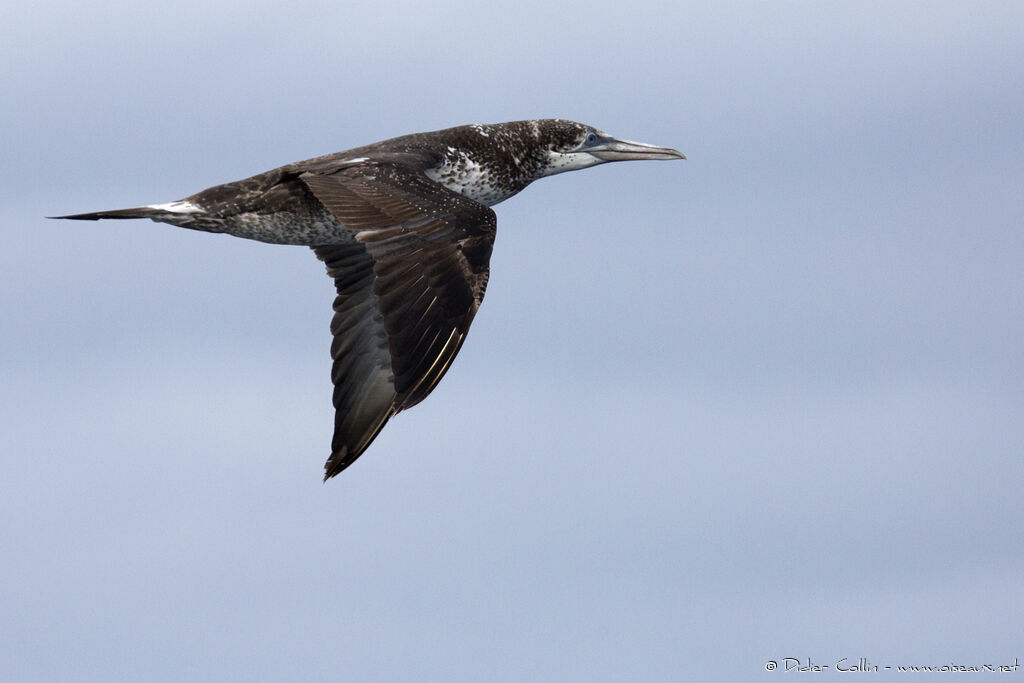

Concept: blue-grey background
[[3, 1, 1022, 680]]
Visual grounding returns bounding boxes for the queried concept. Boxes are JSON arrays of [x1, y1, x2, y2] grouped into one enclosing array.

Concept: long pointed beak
[[588, 137, 686, 162]]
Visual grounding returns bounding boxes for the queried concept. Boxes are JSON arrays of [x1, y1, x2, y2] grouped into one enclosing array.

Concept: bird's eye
[[584, 132, 599, 146]]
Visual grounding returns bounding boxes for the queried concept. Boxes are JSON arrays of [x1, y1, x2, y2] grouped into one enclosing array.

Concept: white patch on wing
[[345, 157, 369, 163], [148, 200, 201, 214]]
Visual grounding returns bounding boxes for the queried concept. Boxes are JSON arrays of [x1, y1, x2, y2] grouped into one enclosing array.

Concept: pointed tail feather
[[49, 200, 203, 221], [48, 206, 167, 221]]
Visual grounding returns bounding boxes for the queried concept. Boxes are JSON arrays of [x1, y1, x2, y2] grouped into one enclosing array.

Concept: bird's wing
[[303, 162, 496, 479]]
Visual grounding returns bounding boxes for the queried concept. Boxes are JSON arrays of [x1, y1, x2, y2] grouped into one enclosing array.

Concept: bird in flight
[[54, 119, 685, 479]]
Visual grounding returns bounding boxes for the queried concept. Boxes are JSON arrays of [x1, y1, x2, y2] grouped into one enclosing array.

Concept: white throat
[[540, 150, 603, 178]]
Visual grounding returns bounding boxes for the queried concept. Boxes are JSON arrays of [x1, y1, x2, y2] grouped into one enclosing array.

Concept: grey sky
[[3, 1, 1023, 680]]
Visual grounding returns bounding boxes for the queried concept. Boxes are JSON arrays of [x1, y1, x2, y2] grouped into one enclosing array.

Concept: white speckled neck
[[424, 151, 520, 206]]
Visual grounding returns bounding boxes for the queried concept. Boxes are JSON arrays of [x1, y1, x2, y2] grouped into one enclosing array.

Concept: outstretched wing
[[305, 162, 496, 479]]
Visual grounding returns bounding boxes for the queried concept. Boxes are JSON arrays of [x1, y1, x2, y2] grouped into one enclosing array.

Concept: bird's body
[[55, 119, 684, 479]]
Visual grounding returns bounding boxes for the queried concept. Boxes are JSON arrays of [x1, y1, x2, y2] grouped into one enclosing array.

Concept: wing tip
[[323, 447, 353, 481]]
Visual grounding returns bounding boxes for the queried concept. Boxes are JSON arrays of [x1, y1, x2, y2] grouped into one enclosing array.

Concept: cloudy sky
[[3, 1, 1023, 680]]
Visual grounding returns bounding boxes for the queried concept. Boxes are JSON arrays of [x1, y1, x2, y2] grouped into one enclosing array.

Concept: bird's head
[[535, 119, 685, 178]]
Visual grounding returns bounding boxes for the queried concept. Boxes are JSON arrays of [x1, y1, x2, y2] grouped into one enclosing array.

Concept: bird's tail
[[49, 206, 169, 221], [49, 199, 205, 222]]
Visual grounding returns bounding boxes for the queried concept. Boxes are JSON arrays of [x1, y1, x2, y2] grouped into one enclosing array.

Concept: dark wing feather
[[312, 242, 396, 477], [306, 163, 496, 479]]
